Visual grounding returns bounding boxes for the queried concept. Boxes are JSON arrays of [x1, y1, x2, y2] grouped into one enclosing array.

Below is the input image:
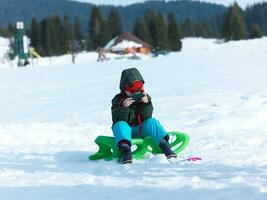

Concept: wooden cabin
[[104, 32, 151, 55]]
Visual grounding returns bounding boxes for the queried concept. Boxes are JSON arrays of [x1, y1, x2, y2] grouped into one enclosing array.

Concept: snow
[[0, 37, 9, 68], [0, 36, 267, 199], [104, 36, 118, 49], [105, 38, 143, 51], [111, 40, 143, 49]]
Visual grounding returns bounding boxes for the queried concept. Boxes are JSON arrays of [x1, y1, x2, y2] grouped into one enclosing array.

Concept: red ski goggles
[[125, 81, 144, 93]]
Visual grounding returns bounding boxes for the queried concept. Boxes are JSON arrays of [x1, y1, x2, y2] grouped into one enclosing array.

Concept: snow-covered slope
[[0, 37, 267, 199]]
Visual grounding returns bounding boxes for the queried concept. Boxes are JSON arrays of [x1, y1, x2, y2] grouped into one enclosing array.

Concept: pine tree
[[144, 8, 157, 49], [132, 17, 152, 45], [40, 18, 50, 56], [98, 20, 112, 47], [88, 6, 103, 49], [73, 19, 84, 51], [167, 13, 182, 51], [61, 14, 73, 53], [0, 26, 12, 38], [0, 27, 6, 37], [73, 19, 84, 41], [222, 2, 247, 41], [245, 2, 267, 35], [195, 21, 213, 38], [182, 18, 195, 37], [154, 13, 169, 50], [250, 23, 262, 38], [30, 18, 41, 51], [47, 15, 63, 55], [144, 9, 169, 50], [108, 9, 123, 38], [7, 23, 16, 36]]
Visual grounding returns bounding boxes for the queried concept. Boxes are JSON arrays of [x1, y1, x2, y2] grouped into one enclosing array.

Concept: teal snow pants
[[112, 118, 168, 146]]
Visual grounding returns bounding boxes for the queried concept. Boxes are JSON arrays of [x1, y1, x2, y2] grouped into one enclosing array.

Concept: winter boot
[[159, 139, 177, 159], [119, 142, 132, 164]]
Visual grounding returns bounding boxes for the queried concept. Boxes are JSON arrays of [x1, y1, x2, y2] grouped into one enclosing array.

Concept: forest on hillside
[[0, 1, 266, 57]]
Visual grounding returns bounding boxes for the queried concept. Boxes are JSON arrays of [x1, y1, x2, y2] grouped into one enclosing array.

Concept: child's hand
[[122, 98, 134, 107], [141, 93, 149, 103]]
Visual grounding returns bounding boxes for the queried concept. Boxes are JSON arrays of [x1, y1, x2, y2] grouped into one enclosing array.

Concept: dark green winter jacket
[[111, 68, 154, 126]]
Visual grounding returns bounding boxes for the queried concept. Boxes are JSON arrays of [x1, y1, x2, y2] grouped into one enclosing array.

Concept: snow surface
[[0, 37, 267, 199], [104, 36, 117, 49], [0, 37, 9, 68], [105, 38, 143, 50], [111, 40, 143, 49]]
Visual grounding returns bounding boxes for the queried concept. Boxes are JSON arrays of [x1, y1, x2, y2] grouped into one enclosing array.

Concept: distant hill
[[0, 0, 227, 31]]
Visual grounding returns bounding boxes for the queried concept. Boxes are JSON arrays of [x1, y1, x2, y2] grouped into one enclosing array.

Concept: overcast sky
[[72, 0, 266, 8]]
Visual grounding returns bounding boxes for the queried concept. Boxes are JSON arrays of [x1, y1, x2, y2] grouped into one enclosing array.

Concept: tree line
[[0, 2, 266, 57], [32, 6, 182, 55], [82, 6, 182, 52], [132, 8, 182, 51], [0, 0, 227, 33], [29, 7, 124, 56], [5, 6, 182, 56], [222, 2, 262, 40]]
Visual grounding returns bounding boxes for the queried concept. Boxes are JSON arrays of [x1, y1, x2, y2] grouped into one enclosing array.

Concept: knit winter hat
[[125, 80, 144, 93]]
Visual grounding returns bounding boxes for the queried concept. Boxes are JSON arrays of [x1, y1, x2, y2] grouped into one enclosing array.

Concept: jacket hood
[[119, 68, 144, 91]]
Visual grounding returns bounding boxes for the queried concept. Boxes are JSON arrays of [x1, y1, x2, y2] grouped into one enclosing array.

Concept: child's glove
[[122, 98, 134, 107], [141, 93, 149, 103]]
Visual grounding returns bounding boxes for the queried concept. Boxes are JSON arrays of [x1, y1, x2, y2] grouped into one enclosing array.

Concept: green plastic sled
[[89, 131, 190, 161]]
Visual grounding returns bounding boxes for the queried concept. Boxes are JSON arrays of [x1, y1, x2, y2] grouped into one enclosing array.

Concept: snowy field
[[0, 37, 267, 199], [0, 37, 9, 68]]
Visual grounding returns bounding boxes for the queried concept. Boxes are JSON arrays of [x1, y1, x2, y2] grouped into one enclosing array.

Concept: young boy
[[111, 68, 177, 164]]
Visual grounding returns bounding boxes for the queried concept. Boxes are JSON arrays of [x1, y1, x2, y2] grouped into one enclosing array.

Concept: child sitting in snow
[[111, 68, 177, 164]]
